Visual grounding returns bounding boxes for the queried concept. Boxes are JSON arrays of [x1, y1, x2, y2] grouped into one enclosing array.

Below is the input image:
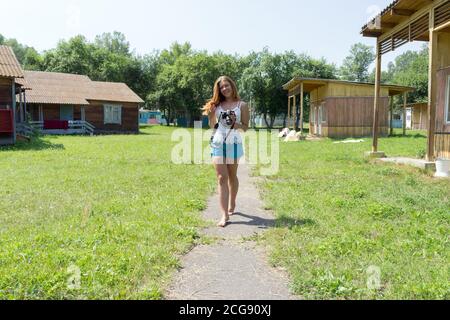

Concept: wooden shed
[[408, 102, 429, 130], [24, 71, 144, 134], [0, 45, 25, 145], [283, 78, 413, 138], [362, 0, 450, 160]]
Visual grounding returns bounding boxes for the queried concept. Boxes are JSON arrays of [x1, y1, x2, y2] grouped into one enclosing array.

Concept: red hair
[[202, 76, 240, 115]]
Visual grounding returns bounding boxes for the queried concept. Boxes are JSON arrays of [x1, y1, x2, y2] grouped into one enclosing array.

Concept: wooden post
[[39, 105, 43, 122], [372, 42, 382, 153], [403, 92, 407, 136], [293, 95, 297, 131], [12, 80, 16, 143], [24, 90, 27, 122], [426, 12, 437, 162], [300, 82, 304, 134], [389, 96, 394, 136], [287, 95, 291, 129], [19, 90, 23, 123]]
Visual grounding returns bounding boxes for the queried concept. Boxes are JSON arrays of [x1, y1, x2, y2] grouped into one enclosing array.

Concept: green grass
[[255, 129, 449, 300], [0, 126, 216, 299], [1, 126, 448, 300]]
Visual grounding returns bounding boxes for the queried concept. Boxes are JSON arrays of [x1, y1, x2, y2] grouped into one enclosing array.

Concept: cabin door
[[60, 105, 74, 121]]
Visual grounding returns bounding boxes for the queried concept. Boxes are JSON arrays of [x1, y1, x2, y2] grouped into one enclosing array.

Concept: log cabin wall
[[0, 78, 12, 108], [85, 101, 139, 133]]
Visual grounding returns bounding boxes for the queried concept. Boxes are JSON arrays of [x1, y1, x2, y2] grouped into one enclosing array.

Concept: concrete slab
[[378, 157, 436, 171], [365, 151, 386, 159]]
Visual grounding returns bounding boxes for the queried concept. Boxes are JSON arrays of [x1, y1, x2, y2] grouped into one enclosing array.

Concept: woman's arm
[[208, 109, 217, 128], [235, 102, 250, 132]]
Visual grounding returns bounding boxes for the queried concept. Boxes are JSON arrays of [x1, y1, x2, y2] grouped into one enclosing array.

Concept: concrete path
[[165, 164, 298, 300]]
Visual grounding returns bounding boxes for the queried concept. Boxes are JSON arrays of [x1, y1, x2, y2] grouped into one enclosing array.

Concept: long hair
[[202, 76, 240, 115]]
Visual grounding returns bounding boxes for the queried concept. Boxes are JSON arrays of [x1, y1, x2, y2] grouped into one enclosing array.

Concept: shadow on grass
[[230, 212, 316, 230], [139, 125, 164, 135], [0, 136, 65, 152], [388, 133, 427, 139]]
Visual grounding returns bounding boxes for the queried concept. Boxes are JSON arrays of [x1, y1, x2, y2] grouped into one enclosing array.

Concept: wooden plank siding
[[325, 97, 389, 138], [435, 67, 450, 132], [412, 104, 428, 130], [28, 102, 139, 133], [434, 65, 450, 159], [0, 79, 13, 107], [435, 134, 450, 159], [85, 101, 139, 133]]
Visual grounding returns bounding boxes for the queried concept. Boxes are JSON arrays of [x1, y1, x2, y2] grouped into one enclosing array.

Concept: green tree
[[340, 43, 375, 82], [0, 33, 43, 70], [94, 31, 131, 56]]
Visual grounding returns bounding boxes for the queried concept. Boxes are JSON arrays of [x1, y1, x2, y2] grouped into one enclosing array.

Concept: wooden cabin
[[283, 78, 413, 138], [362, 0, 450, 160], [0, 45, 25, 146], [407, 102, 429, 130], [24, 71, 144, 134]]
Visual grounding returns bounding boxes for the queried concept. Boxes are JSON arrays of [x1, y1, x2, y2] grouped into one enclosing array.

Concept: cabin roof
[[0, 45, 24, 78], [361, 0, 449, 43], [87, 81, 144, 104], [282, 77, 415, 96], [22, 71, 144, 105]]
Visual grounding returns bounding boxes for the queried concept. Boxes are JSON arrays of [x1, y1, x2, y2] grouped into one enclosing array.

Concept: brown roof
[[283, 77, 415, 96], [24, 71, 91, 105], [361, 0, 436, 38], [0, 45, 24, 78], [87, 81, 144, 103], [15, 77, 32, 90], [22, 71, 144, 105]]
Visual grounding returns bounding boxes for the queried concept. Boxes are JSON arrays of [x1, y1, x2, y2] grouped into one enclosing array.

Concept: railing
[[29, 120, 95, 136], [16, 122, 34, 138]]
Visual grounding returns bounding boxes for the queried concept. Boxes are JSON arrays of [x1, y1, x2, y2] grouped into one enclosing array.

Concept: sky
[[0, 0, 424, 69]]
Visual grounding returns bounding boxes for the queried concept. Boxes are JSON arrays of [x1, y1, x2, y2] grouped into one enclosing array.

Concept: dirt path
[[165, 164, 298, 300]]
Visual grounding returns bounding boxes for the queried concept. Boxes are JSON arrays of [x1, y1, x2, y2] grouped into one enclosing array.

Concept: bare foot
[[228, 207, 235, 216], [217, 215, 230, 228]]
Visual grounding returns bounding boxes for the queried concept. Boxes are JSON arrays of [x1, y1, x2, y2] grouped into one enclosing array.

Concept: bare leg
[[213, 158, 230, 227], [227, 162, 239, 215]]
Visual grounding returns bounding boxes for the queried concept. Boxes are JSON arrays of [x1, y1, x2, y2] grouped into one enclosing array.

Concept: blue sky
[[1, 0, 423, 69]]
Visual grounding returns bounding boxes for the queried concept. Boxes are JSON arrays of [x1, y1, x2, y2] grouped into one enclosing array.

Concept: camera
[[221, 110, 236, 127]]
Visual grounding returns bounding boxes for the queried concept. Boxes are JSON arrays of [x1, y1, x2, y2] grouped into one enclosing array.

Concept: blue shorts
[[211, 143, 244, 159]]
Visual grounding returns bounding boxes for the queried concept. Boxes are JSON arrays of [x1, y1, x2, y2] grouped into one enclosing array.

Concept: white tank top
[[211, 101, 243, 146]]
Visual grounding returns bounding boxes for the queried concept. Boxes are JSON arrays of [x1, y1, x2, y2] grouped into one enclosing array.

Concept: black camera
[[221, 110, 236, 127]]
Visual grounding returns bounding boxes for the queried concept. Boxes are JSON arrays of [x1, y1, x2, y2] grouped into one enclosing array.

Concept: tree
[[0, 33, 43, 70], [94, 31, 131, 56], [369, 45, 429, 106], [340, 43, 375, 82], [241, 49, 337, 128]]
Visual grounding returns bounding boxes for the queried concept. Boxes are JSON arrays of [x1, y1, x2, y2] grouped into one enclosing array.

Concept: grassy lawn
[[1, 126, 448, 300], [255, 129, 449, 299], [0, 126, 216, 299]]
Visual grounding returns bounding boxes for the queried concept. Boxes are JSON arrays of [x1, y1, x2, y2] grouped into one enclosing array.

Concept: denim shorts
[[211, 143, 244, 159]]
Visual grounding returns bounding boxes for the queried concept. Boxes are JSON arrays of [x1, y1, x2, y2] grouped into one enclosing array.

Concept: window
[[320, 103, 327, 123], [104, 104, 122, 124], [446, 75, 450, 123]]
